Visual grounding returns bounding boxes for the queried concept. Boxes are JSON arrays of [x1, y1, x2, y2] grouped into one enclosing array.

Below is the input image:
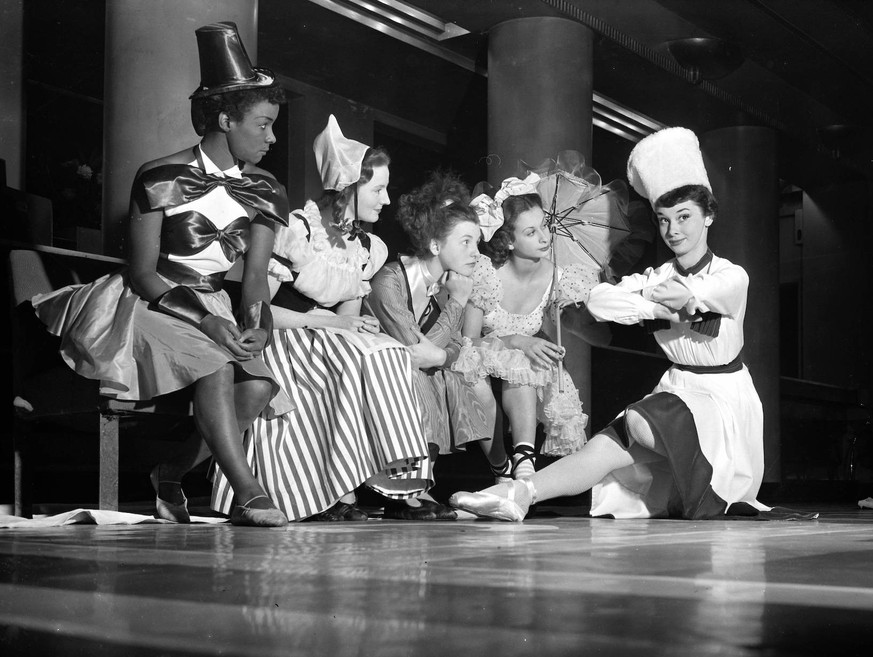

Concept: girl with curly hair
[[364, 171, 498, 519]]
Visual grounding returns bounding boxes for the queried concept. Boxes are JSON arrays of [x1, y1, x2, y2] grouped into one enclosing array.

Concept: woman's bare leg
[[154, 372, 271, 504], [502, 383, 538, 478], [453, 410, 658, 517]]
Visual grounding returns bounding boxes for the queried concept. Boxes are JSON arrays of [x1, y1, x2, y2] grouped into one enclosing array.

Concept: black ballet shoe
[[149, 465, 190, 524], [229, 495, 289, 527], [310, 501, 369, 522], [383, 499, 457, 521]]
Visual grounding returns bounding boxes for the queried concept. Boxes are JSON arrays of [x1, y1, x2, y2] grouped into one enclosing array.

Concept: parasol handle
[[555, 304, 564, 394], [549, 237, 564, 395]]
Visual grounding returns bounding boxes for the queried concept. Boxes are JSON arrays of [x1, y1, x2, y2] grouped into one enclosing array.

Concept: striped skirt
[[212, 326, 432, 520]]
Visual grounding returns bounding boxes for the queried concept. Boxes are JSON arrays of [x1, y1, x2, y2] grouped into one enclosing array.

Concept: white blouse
[[267, 200, 388, 307]]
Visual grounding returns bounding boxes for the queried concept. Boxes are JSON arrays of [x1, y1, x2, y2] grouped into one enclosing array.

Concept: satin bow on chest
[[162, 212, 250, 262], [140, 164, 289, 226]]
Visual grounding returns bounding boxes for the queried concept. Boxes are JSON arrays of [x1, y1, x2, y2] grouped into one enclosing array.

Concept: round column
[[488, 16, 596, 425], [103, 0, 258, 256], [700, 126, 781, 482]]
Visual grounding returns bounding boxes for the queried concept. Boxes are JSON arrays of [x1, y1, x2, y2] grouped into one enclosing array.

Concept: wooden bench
[[9, 247, 193, 517]]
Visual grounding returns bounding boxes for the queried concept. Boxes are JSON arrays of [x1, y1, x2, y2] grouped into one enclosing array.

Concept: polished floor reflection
[[1, 505, 872, 656]]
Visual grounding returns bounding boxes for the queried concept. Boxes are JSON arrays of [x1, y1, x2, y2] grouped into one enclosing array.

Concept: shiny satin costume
[[32, 146, 292, 414]]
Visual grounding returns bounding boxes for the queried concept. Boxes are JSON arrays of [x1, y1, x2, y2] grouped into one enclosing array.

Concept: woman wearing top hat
[[211, 115, 441, 522], [450, 127, 809, 522], [32, 22, 292, 527]]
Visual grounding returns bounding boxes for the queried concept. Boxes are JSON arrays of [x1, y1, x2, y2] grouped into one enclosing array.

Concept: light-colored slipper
[[449, 480, 535, 522]]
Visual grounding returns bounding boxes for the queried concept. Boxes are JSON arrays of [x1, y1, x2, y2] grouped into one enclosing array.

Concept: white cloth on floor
[[0, 509, 227, 528]]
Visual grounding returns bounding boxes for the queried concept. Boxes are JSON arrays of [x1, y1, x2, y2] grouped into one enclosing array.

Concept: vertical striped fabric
[[212, 327, 432, 520]]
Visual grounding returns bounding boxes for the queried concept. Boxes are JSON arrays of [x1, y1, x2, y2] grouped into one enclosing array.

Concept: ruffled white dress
[[452, 254, 600, 456]]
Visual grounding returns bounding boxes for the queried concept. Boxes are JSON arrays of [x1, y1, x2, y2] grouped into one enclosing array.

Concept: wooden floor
[[1, 504, 872, 656]]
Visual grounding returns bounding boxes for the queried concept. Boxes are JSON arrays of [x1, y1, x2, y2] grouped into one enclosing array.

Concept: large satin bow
[[165, 213, 250, 263], [469, 173, 540, 241], [140, 164, 290, 226]]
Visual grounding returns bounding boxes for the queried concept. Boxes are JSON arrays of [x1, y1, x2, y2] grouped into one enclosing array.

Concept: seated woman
[[365, 172, 498, 514], [451, 127, 810, 522], [32, 22, 291, 526], [456, 176, 608, 481], [212, 115, 438, 521]]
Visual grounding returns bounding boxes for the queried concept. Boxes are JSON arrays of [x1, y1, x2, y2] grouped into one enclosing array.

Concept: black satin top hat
[[189, 21, 276, 99]]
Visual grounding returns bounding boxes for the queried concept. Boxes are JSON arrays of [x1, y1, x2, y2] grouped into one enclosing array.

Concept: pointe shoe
[[229, 495, 289, 527], [449, 480, 536, 522], [149, 465, 190, 523]]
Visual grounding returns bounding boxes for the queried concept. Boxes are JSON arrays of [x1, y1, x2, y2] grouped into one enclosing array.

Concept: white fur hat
[[626, 127, 711, 205], [313, 114, 370, 191]]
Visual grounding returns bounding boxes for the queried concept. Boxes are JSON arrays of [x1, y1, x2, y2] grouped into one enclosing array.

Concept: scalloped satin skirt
[[31, 270, 293, 416]]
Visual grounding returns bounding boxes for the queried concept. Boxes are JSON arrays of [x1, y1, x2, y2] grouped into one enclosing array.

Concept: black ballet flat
[[382, 499, 457, 521], [310, 501, 369, 522]]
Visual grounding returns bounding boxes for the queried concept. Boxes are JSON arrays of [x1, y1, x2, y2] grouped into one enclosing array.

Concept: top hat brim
[[189, 67, 277, 99]]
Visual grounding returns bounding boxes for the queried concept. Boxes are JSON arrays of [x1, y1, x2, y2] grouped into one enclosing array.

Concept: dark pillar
[[700, 127, 781, 482], [488, 17, 596, 419], [0, 0, 24, 188], [103, 0, 259, 256]]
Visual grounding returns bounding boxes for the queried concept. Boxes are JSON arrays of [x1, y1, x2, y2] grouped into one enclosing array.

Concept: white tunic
[[586, 254, 767, 518]]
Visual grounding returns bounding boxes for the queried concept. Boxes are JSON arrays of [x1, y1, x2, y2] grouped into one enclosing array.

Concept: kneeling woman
[[452, 127, 797, 522], [212, 116, 434, 521]]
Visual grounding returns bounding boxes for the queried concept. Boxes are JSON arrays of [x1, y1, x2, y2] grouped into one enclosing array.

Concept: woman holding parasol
[[455, 175, 610, 481]]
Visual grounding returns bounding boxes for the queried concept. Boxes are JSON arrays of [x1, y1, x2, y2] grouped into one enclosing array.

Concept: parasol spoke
[[554, 219, 631, 233]]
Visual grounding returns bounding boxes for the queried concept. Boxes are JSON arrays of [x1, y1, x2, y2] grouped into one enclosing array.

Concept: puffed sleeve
[[469, 253, 501, 313], [361, 233, 389, 282], [267, 211, 312, 283]]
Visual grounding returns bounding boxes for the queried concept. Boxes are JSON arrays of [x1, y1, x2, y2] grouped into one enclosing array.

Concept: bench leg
[[99, 414, 119, 511], [13, 418, 33, 518]]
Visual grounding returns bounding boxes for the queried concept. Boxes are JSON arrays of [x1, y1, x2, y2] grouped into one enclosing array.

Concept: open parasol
[[524, 151, 632, 387]]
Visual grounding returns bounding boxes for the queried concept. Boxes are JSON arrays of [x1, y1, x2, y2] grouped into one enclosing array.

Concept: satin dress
[[31, 146, 292, 414]]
